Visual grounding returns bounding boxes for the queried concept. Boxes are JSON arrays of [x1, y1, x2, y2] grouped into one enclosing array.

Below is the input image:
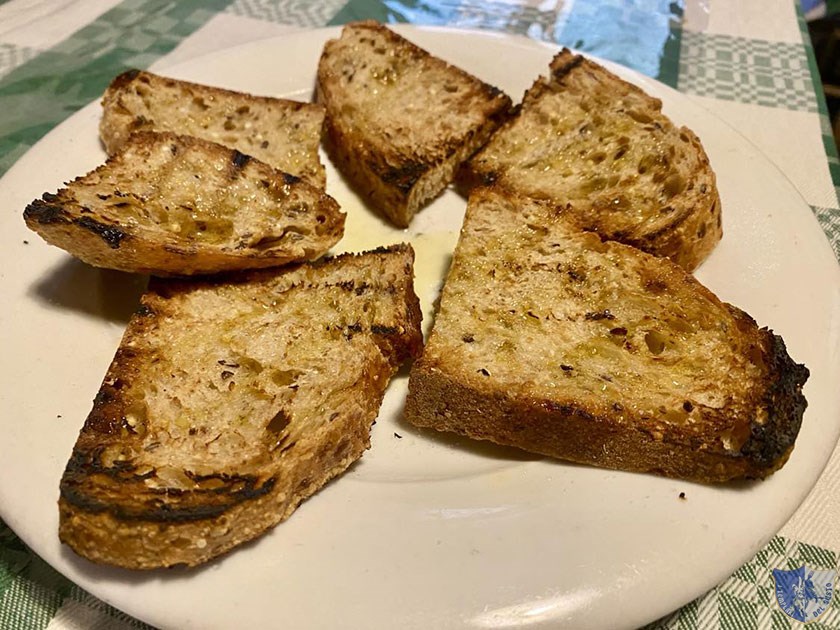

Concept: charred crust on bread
[[282, 171, 301, 185], [107, 68, 141, 91], [740, 333, 809, 468], [478, 171, 499, 186], [23, 200, 69, 225], [75, 216, 128, 249], [371, 324, 400, 335], [367, 243, 407, 256], [231, 150, 251, 169], [61, 464, 277, 523], [376, 160, 429, 192], [539, 400, 597, 422], [483, 83, 511, 106], [548, 50, 585, 82], [27, 197, 125, 248], [135, 304, 155, 317]]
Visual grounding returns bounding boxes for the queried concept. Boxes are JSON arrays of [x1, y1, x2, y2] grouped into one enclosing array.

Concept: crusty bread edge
[[735, 324, 809, 471], [59, 390, 383, 569], [405, 327, 808, 484]]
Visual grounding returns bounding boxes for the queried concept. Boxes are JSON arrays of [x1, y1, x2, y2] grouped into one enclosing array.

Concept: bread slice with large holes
[[24, 132, 344, 276], [316, 20, 512, 228], [463, 49, 721, 271], [100, 69, 326, 189], [404, 188, 808, 483], [58, 243, 423, 569]]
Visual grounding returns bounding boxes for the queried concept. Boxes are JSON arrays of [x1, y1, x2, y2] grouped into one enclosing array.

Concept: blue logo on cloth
[[772, 566, 835, 623]]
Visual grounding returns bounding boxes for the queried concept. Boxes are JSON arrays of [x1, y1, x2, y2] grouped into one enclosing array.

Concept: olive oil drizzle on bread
[[405, 188, 807, 483]]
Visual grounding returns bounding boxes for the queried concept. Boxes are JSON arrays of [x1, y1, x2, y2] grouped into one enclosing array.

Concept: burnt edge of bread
[[372, 157, 429, 193], [24, 197, 129, 249], [740, 331, 809, 468], [406, 353, 807, 483], [548, 50, 585, 82], [62, 449, 276, 524], [108, 68, 142, 91]]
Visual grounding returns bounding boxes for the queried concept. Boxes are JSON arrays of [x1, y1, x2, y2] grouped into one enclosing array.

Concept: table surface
[[1, 1, 839, 628]]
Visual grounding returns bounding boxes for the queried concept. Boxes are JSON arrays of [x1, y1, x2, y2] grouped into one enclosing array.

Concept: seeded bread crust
[[464, 49, 722, 271], [316, 20, 512, 228], [100, 69, 327, 189], [24, 132, 345, 276], [404, 189, 808, 483], [59, 244, 423, 569]]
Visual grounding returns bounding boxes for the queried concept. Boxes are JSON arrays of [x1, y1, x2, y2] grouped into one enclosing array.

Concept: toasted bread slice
[[100, 69, 326, 188], [59, 244, 423, 569], [404, 188, 808, 483], [24, 132, 344, 276], [316, 20, 512, 228], [464, 49, 722, 271]]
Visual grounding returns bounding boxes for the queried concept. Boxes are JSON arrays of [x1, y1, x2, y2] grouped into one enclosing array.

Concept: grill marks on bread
[[58, 245, 422, 568], [24, 132, 345, 275]]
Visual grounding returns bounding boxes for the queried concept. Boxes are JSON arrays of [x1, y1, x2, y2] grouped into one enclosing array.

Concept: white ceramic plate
[[1, 26, 839, 630]]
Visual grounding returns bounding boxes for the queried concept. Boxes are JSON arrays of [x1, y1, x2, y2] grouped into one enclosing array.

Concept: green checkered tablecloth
[[1, 1, 839, 628]]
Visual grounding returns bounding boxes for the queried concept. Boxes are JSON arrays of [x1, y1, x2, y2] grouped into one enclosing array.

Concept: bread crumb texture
[[466, 50, 722, 270], [100, 70, 326, 188], [24, 132, 344, 275], [316, 20, 512, 226], [58, 245, 422, 568], [405, 188, 807, 483]]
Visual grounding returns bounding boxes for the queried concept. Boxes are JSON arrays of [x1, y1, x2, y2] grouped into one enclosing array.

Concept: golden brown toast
[[100, 69, 326, 188], [316, 20, 512, 227], [24, 132, 344, 276], [59, 244, 422, 568], [404, 188, 808, 483], [464, 49, 722, 271]]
